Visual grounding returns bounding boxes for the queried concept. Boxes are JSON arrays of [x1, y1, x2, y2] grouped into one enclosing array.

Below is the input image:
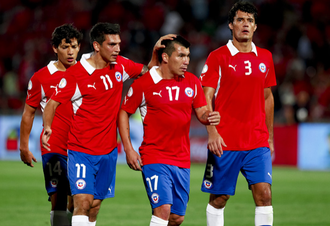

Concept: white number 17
[[146, 175, 158, 192]]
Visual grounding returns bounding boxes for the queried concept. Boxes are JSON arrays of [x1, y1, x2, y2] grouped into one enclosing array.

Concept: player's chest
[[41, 74, 66, 98], [145, 80, 195, 107], [78, 70, 123, 97], [221, 55, 269, 84]]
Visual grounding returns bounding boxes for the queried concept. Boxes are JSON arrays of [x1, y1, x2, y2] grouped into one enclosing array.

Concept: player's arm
[[264, 87, 274, 156], [203, 86, 226, 157], [19, 103, 38, 167], [194, 106, 220, 126], [147, 34, 177, 70], [118, 109, 143, 171], [42, 99, 61, 151]]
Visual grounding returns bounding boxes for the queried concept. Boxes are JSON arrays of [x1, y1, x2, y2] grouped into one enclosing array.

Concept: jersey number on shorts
[[146, 175, 159, 192], [205, 164, 214, 179], [47, 161, 62, 176], [75, 163, 86, 178], [166, 86, 180, 101]]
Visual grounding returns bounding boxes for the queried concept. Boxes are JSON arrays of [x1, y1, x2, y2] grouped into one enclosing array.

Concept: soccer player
[[41, 22, 175, 226], [199, 2, 276, 226], [118, 36, 220, 226], [19, 24, 83, 226]]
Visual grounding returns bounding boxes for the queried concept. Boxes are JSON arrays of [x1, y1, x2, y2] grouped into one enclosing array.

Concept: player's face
[[229, 10, 257, 42], [99, 34, 121, 63], [53, 38, 80, 69], [167, 43, 190, 76]]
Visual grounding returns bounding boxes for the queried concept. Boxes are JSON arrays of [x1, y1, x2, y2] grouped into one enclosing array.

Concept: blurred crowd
[[0, 0, 330, 124]]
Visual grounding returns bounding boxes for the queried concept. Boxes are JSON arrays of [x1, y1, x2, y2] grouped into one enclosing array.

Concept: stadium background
[[0, 1, 329, 226], [0, 0, 330, 170]]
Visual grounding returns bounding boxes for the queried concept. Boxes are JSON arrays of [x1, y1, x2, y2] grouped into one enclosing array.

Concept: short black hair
[[228, 1, 258, 24], [51, 24, 83, 48], [157, 35, 190, 63], [89, 22, 120, 49]]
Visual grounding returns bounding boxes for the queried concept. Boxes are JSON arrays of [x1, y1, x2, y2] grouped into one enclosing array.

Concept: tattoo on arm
[[140, 65, 149, 75], [201, 112, 208, 121]]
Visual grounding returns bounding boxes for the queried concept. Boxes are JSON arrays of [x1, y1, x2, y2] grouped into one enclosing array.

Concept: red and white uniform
[[121, 67, 207, 168], [26, 61, 72, 156], [51, 53, 143, 155], [200, 40, 276, 151]]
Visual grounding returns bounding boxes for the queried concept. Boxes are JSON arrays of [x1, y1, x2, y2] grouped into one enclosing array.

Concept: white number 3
[[244, 60, 252, 75]]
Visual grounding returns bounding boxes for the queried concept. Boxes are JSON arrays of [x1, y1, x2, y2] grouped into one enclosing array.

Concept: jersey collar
[[81, 53, 96, 75], [150, 66, 162, 84], [150, 66, 185, 84], [227, 40, 258, 56], [81, 52, 118, 75], [47, 61, 59, 75]]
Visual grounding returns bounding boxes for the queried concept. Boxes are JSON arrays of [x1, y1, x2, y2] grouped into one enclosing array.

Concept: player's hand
[[19, 148, 37, 167], [208, 131, 226, 157], [41, 128, 52, 151], [153, 34, 177, 52], [207, 111, 220, 126], [268, 139, 274, 156], [125, 149, 143, 171]]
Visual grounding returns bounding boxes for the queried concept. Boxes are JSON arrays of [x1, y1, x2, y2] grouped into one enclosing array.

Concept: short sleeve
[[25, 74, 41, 108], [192, 76, 207, 109], [200, 51, 220, 89], [264, 52, 277, 88], [118, 56, 144, 81], [121, 80, 143, 114]]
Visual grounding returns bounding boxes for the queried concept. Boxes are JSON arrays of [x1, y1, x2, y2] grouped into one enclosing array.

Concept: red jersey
[[51, 53, 143, 155], [121, 67, 207, 168], [200, 40, 277, 151], [26, 61, 72, 156]]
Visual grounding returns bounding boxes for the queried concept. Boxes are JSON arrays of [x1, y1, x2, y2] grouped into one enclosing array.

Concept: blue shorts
[[68, 148, 118, 200], [142, 164, 190, 216], [201, 147, 272, 196], [42, 153, 70, 196]]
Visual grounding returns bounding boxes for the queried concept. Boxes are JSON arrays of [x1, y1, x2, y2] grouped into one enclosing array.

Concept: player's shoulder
[[184, 71, 199, 81], [116, 55, 137, 66], [116, 55, 129, 63], [65, 62, 83, 75], [134, 71, 152, 85], [256, 46, 272, 57], [210, 45, 228, 55], [33, 65, 50, 77]]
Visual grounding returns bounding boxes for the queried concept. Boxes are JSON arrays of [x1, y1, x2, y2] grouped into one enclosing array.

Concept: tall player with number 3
[[200, 2, 276, 226], [119, 36, 220, 226]]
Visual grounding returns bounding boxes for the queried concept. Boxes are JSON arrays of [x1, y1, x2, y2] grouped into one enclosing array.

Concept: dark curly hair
[[51, 24, 83, 48], [228, 1, 258, 24], [89, 22, 120, 49]]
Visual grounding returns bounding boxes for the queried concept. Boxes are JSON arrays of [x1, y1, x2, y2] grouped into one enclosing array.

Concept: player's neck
[[157, 66, 174, 80], [232, 38, 252, 53], [87, 53, 110, 69], [54, 61, 68, 71]]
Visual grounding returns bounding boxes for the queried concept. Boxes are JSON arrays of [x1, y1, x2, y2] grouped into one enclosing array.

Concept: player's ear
[[228, 22, 233, 30], [52, 45, 58, 54], [93, 41, 100, 52], [254, 24, 257, 32], [162, 52, 169, 63]]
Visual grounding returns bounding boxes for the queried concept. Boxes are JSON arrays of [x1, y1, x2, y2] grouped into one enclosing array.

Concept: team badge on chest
[[185, 87, 194, 97], [115, 72, 122, 82], [259, 63, 266, 73]]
